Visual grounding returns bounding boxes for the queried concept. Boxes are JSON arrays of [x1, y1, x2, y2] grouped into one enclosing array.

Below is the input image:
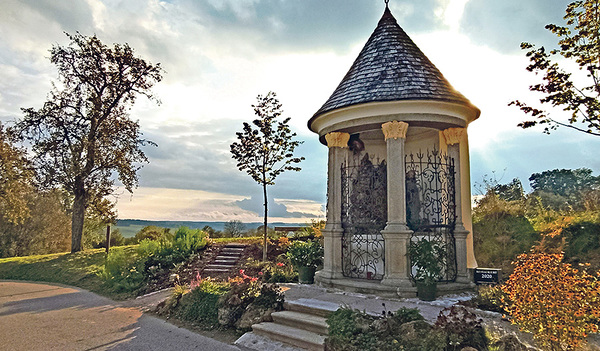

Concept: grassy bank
[[0, 247, 137, 300]]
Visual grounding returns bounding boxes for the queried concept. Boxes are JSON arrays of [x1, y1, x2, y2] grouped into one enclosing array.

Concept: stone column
[[442, 127, 470, 283], [315, 132, 349, 281], [380, 121, 413, 287]]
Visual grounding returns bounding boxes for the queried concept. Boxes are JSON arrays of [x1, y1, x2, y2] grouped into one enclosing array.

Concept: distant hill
[[115, 219, 308, 238]]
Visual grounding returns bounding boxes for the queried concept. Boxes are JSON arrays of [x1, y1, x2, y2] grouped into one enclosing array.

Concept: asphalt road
[[0, 280, 243, 351]]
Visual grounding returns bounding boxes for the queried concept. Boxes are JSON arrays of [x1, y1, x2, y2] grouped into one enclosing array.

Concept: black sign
[[474, 268, 501, 285]]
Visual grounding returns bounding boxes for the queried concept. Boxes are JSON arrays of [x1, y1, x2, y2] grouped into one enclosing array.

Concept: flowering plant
[[285, 239, 323, 268]]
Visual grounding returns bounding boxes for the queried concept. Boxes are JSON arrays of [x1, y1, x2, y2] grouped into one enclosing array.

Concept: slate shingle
[[312, 7, 473, 119]]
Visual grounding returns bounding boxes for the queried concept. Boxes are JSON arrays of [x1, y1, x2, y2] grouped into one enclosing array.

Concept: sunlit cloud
[[1, 0, 598, 222]]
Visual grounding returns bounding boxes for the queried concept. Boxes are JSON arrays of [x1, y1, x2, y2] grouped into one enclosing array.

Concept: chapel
[[309, 2, 480, 296]]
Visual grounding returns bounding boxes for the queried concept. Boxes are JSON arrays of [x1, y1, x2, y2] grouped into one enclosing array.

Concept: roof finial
[[384, 0, 389, 8]]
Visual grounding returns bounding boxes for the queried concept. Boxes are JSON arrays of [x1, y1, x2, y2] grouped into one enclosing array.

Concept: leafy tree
[[492, 178, 525, 202], [511, 0, 600, 136], [17, 33, 163, 252], [230, 92, 304, 261], [0, 190, 71, 258], [0, 123, 34, 225], [223, 220, 246, 237], [131, 225, 171, 244], [529, 168, 600, 210]]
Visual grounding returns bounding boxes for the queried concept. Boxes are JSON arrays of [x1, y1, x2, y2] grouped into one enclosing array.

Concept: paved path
[[0, 281, 242, 351]]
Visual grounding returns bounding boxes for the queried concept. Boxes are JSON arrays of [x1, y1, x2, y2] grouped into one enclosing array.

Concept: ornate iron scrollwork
[[405, 150, 457, 283], [341, 153, 387, 280]]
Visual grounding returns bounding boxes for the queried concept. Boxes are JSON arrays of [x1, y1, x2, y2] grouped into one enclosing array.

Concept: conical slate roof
[[312, 6, 473, 119]]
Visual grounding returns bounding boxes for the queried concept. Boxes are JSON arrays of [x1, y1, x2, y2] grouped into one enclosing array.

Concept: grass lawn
[[0, 246, 138, 300]]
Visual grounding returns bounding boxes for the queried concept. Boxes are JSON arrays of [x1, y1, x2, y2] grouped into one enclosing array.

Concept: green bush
[[98, 248, 144, 293], [141, 227, 208, 276], [471, 285, 508, 314], [286, 239, 323, 268], [177, 287, 225, 328], [243, 258, 298, 283], [326, 307, 427, 351], [326, 305, 489, 351], [391, 306, 425, 325]]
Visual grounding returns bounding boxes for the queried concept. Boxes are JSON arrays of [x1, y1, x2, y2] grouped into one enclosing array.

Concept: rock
[[218, 306, 240, 326], [235, 304, 275, 330], [492, 333, 539, 351]]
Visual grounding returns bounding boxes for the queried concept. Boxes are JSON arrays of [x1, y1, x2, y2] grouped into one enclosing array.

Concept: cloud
[[235, 194, 323, 219], [469, 128, 600, 194], [114, 187, 257, 221], [460, 0, 572, 53], [3, 0, 599, 223]]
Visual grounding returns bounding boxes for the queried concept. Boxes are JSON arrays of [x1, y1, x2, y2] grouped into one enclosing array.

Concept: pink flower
[[258, 272, 264, 275], [277, 262, 285, 267]]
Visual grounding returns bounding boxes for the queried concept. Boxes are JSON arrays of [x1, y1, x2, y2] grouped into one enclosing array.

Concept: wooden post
[[106, 225, 111, 254]]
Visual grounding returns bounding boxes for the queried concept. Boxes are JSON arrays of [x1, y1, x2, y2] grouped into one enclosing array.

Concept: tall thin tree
[[230, 92, 304, 261]]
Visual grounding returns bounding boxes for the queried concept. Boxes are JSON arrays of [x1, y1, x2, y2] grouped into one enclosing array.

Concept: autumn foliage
[[502, 243, 600, 350]]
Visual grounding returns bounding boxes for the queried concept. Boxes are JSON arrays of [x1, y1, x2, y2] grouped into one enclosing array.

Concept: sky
[[1, 0, 598, 223]]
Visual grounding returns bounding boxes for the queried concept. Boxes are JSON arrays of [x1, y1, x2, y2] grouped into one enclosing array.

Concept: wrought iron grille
[[341, 153, 387, 280], [405, 150, 457, 283]]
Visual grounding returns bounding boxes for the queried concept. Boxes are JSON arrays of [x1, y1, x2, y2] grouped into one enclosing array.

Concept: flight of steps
[[250, 298, 340, 351], [202, 243, 246, 275]]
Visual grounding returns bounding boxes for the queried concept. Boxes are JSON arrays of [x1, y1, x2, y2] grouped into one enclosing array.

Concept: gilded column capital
[[381, 121, 409, 140], [325, 132, 350, 148], [443, 128, 466, 145]]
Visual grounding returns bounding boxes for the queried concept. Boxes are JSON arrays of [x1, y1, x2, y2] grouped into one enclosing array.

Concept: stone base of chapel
[[315, 274, 475, 298]]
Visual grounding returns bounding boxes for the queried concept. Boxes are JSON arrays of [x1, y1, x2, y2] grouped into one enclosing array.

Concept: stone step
[[252, 322, 325, 351], [224, 243, 247, 249], [221, 247, 244, 252], [203, 268, 231, 273], [271, 310, 328, 335], [214, 259, 237, 264], [284, 298, 340, 318], [215, 256, 240, 262], [218, 252, 242, 257], [205, 264, 236, 269]]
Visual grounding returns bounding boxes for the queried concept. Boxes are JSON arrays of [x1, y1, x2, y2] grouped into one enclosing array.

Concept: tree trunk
[[71, 187, 86, 253], [263, 183, 268, 262]]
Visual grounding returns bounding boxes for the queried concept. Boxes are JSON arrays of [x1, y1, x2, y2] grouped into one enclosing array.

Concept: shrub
[[326, 306, 438, 351], [98, 248, 144, 293], [391, 306, 425, 325], [176, 280, 229, 328], [433, 306, 488, 350], [140, 227, 209, 277], [326, 307, 378, 351], [502, 247, 600, 350], [243, 258, 298, 283], [217, 270, 284, 331], [286, 239, 323, 268], [471, 285, 509, 314]]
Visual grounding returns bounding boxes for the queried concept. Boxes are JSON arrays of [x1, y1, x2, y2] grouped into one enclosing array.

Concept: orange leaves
[[502, 249, 600, 350]]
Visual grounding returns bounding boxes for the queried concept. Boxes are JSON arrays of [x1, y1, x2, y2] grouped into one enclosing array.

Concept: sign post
[[106, 225, 111, 254], [473, 268, 501, 285]]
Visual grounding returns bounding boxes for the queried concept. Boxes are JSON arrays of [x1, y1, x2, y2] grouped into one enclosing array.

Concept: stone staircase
[[202, 243, 246, 275], [249, 298, 340, 351]]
